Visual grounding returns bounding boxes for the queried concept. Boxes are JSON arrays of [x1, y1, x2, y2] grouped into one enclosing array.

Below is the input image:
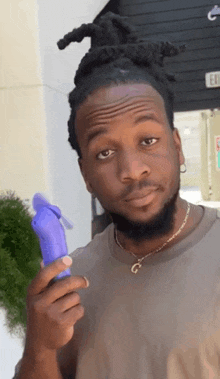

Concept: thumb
[[40, 260, 44, 269]]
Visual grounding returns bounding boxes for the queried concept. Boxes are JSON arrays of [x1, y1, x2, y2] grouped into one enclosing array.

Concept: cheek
[[159, 156, 174, 175], [86, 162, 115, 193], [153, 148, 179, 185], [151, 146, 173, 171], [162, 152, 180, 188]]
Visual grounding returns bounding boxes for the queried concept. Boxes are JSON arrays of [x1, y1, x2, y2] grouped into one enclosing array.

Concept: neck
[[115, 197, 190, 258]]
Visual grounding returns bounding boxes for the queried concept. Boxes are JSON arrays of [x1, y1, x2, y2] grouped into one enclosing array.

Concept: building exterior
[[92, 0, 220, 236]]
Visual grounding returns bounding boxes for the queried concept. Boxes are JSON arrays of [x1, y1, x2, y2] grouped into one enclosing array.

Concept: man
[[13, 12, 220, 379]]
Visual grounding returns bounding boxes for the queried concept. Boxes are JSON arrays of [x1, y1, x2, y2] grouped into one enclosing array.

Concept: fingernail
[[62, 256, 72, 266], [83, 276, 90, 288], [40, 260, 44, 268]]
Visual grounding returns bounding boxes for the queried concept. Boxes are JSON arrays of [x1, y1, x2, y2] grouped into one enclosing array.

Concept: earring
[[180, 163, 187, 173]]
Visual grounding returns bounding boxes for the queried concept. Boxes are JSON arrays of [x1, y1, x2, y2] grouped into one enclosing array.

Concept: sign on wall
[[206, 72, 220, 88]]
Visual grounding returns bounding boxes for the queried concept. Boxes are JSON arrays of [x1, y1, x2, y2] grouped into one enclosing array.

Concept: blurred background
[[1, 0, 219, 377]]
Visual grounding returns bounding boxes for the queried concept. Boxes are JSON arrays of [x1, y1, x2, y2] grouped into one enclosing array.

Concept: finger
[[62, 304, 85, 326], [52, 291, 81, 313], [28, 256, 73, 296], [45, 275, 89, 304]]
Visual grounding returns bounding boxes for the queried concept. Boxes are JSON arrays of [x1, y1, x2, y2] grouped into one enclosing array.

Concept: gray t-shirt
[[13, 204, 220, 378]]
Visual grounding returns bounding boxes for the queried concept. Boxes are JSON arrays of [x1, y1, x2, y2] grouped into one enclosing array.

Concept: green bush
[[0, 190, 42, 343]]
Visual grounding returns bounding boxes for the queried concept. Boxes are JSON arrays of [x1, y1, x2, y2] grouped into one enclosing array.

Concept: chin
[[110, 201, 162, 227], [123, 195, 163, 220]]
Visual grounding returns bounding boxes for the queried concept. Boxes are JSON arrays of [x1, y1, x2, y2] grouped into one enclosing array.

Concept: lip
[[125, 190, 157, 207], [125, 188, 158, 201]]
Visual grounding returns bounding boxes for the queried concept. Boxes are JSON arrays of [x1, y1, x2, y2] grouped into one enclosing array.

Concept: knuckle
[[77, 304, 85, 317], [64, 276, 80, 292], [68, 276, 76, 286], [72, 292, 80, 304], [59, 277, 72, 293], [70, 276, 80, 287]]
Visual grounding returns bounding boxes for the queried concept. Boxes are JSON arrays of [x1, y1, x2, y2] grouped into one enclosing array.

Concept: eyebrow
[[86, 114, 158, 147]]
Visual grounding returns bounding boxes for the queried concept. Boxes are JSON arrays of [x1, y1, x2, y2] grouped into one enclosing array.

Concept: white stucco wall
[[0, 1, 109, 378]]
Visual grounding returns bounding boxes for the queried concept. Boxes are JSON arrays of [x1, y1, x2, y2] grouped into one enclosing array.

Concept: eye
[[96, 138, 158, 160], [96, 149, 114, 160], [142, 138, 158, 146]]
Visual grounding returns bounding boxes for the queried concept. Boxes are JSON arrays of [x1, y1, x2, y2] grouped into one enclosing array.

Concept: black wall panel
[[95, 1, 220, 112], [119, 0, 220, 112]]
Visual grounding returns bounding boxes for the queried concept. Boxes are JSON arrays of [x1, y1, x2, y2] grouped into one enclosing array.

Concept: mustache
[[121, 181, 162, 199]]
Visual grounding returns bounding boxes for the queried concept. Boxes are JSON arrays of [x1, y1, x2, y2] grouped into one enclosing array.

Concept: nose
[[118, 149, 151, 182]]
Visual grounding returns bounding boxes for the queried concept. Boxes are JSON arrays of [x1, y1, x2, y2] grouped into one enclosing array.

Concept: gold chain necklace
[[115, 202, 190, 274]]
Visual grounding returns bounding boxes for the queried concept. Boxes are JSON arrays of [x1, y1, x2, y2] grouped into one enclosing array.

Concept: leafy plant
[[0, 190, 42, 344]]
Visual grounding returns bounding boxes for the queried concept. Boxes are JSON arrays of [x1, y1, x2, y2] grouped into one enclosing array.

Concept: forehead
[[76, 83, 165, 117], [75, 83, 168, 148]]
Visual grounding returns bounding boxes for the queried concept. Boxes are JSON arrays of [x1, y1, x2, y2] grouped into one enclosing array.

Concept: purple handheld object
[[31, 193, 74, 281]]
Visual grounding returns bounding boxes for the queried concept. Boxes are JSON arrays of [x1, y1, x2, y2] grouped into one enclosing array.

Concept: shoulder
[[197, 204, 220, 221]]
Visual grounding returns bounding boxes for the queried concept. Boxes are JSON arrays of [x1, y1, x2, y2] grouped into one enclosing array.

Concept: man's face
[[76, 83, 185, 242]]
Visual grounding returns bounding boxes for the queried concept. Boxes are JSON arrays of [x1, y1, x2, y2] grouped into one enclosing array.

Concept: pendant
[[131, 261, 142, 274]]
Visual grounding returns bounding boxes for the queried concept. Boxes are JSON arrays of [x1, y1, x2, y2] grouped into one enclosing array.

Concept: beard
[[107, 180, 180, 243]]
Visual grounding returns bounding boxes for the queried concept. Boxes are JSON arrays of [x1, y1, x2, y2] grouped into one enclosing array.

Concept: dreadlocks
[[57, 12, 185, 159]]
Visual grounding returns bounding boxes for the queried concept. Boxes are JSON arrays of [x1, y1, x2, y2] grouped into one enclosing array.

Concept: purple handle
[[31, 206, 71, 281]]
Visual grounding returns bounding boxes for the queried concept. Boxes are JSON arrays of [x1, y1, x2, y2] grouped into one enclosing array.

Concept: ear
[[78, 158, 94, 195], [172, 128, 185, 166]]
